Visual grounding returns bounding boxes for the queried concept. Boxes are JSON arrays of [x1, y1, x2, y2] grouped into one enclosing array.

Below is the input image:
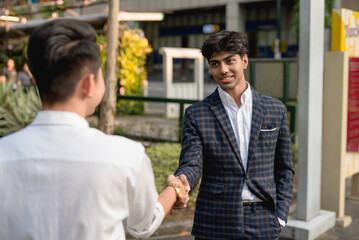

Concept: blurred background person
[[17, 63, 33, 89], [1, 58, 17, 83]]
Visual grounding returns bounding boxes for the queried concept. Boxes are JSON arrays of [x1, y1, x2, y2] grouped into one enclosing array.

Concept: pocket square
[[260, 127, 277, 132]]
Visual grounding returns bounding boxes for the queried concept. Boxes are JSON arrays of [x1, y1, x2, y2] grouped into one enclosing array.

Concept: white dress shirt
[[218, 84, 261, 202], [0, 111, 164, 240], [218, 85, 285, 227]]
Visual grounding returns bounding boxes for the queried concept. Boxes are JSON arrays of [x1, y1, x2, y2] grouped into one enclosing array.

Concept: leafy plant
[[146, 143, 199, 208], [97, 30, 152, 115], [0, 82, 41, 137], [96, 34, 107, 73], [117, 29, 152, 115]]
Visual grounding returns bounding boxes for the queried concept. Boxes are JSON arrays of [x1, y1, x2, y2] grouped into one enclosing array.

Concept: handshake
[[166, 174, 191, 210]]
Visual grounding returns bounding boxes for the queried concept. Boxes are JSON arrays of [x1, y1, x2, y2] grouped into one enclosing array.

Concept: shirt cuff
[[126, 201, 165, 239], [278, 217, 286, 227]]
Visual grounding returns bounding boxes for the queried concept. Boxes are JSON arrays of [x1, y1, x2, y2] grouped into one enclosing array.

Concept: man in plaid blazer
[[174, 31, 294, 239]]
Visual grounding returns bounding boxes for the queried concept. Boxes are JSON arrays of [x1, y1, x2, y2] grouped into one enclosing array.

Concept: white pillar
[[296, 0, 324, 221], [280, 0, 336, 239], [225, 1, 245, 33]]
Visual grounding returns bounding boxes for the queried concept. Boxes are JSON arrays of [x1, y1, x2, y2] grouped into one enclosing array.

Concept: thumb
[[178, 174, 191, 193]]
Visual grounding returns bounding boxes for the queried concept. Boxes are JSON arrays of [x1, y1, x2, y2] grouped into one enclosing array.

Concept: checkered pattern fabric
[[175, 88, 294, 239], [195, 203, 281, 240]]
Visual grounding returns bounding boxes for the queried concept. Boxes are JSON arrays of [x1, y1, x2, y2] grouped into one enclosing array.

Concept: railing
[[249, 58, 297, 104], [117, 94, 297, 143], [118, 95, 198, 142]]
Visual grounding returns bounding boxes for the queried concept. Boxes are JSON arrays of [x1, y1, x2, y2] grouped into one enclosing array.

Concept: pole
[[99, 0, 119, 134], [280, 1, 336, 238]]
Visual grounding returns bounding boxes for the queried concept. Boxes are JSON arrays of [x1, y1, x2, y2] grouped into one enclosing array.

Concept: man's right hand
[[172, 174, 191, 210]]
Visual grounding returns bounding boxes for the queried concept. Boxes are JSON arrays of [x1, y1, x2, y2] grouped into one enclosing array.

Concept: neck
[[225, 81, 248, 107], [42, 99, 87, 118]]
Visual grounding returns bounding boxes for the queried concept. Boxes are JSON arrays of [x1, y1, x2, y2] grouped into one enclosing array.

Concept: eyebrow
[[209, 55, 235, 64]]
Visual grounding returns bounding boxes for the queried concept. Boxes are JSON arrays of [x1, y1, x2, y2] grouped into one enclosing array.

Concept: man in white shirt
[[0, 19, 188, 240]]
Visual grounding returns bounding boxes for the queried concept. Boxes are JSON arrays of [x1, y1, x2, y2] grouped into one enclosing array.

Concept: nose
[[219, 63, 228, 74]]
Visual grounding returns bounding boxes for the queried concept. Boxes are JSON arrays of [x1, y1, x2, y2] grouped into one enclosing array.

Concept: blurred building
[[0, 0, 358, 77], [1, 0, 358, 58], [0, 0, 298, 59], [121, 0, 298, 60]]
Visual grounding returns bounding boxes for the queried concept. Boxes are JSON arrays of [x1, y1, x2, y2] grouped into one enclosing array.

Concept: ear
[[80, 73, 96, 98], [242, 54, 249, 70]]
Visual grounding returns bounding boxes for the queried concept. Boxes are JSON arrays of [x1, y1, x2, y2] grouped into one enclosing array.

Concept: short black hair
[[201, 30, 248, 61], [27, 19, 101, 105]]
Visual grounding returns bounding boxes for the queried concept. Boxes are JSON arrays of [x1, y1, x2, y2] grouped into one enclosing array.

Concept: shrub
[[97, 30, 152, 115], [145, 143, 199, 208], [0, 82, 41, 137], [117, 29, 152, 115]]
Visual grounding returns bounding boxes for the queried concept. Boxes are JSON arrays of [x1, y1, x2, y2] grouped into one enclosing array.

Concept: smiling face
[[209, 51, 248, 96]]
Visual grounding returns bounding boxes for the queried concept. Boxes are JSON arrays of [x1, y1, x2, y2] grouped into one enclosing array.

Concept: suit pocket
[[272, 211, 283, 233], [260, 129, 279, 147], [199, 181, 224, 195]]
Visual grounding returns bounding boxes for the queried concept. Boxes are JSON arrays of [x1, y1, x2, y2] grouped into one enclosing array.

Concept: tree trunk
[[99, 0, 119, 134]]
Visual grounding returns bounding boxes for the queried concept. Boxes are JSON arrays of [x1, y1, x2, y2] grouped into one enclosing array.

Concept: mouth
[[219, 75, 234, 83]]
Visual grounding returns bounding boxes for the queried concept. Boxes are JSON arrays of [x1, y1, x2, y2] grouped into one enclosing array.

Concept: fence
[[248, 58, 298, 104], [117, 94, 297, 143]]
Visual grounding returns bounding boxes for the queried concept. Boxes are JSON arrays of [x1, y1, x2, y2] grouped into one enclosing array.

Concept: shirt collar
[[218, 82, 252, 108], [31, 111, 89, 128]]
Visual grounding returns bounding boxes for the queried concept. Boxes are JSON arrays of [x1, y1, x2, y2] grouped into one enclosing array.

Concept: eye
[[210, 62, 218, 67], [227, 59, 235, 64]]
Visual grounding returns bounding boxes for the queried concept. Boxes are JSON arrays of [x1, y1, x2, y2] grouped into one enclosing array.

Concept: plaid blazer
[[175, 88, 294, 239]]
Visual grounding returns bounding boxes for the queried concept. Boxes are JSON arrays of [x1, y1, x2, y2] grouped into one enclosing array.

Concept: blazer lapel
[[247, 89, 264, 167], [208, 88, 245, 172]]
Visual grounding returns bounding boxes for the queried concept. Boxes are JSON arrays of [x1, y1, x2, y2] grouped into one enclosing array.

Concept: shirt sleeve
[[124, 154, 165, 239], [278, 217, 286, 227]]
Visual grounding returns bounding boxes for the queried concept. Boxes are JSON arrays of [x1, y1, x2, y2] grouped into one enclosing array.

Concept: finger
[[166, 175, 176, 185], [172, 195, 189, 210], [173, 201, 187, 210], [179, 174, 191, 192]]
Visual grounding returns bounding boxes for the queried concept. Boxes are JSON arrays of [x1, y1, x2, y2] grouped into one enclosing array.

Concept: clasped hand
[[166, 174, 191, 210]]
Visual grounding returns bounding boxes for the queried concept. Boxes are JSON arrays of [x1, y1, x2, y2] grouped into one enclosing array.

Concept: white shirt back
[[0, 111, 164, 240]]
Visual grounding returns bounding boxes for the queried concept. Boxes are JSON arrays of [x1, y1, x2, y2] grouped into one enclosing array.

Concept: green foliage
[[10, 6, 33, 20], [0, 82, 41, 137], [117, 30, 152, 115], [39, 4, 65, 19], [324, 0, 335, 28], [113, 126, 129, 136], [97, 31, 152, 115], [0, 39, 28, 71], [145, 143, 199, 207], [96, 34, 107, 73]]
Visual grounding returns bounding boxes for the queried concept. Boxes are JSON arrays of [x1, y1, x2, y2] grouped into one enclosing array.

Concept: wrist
[[166, 182, 184, 200]]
